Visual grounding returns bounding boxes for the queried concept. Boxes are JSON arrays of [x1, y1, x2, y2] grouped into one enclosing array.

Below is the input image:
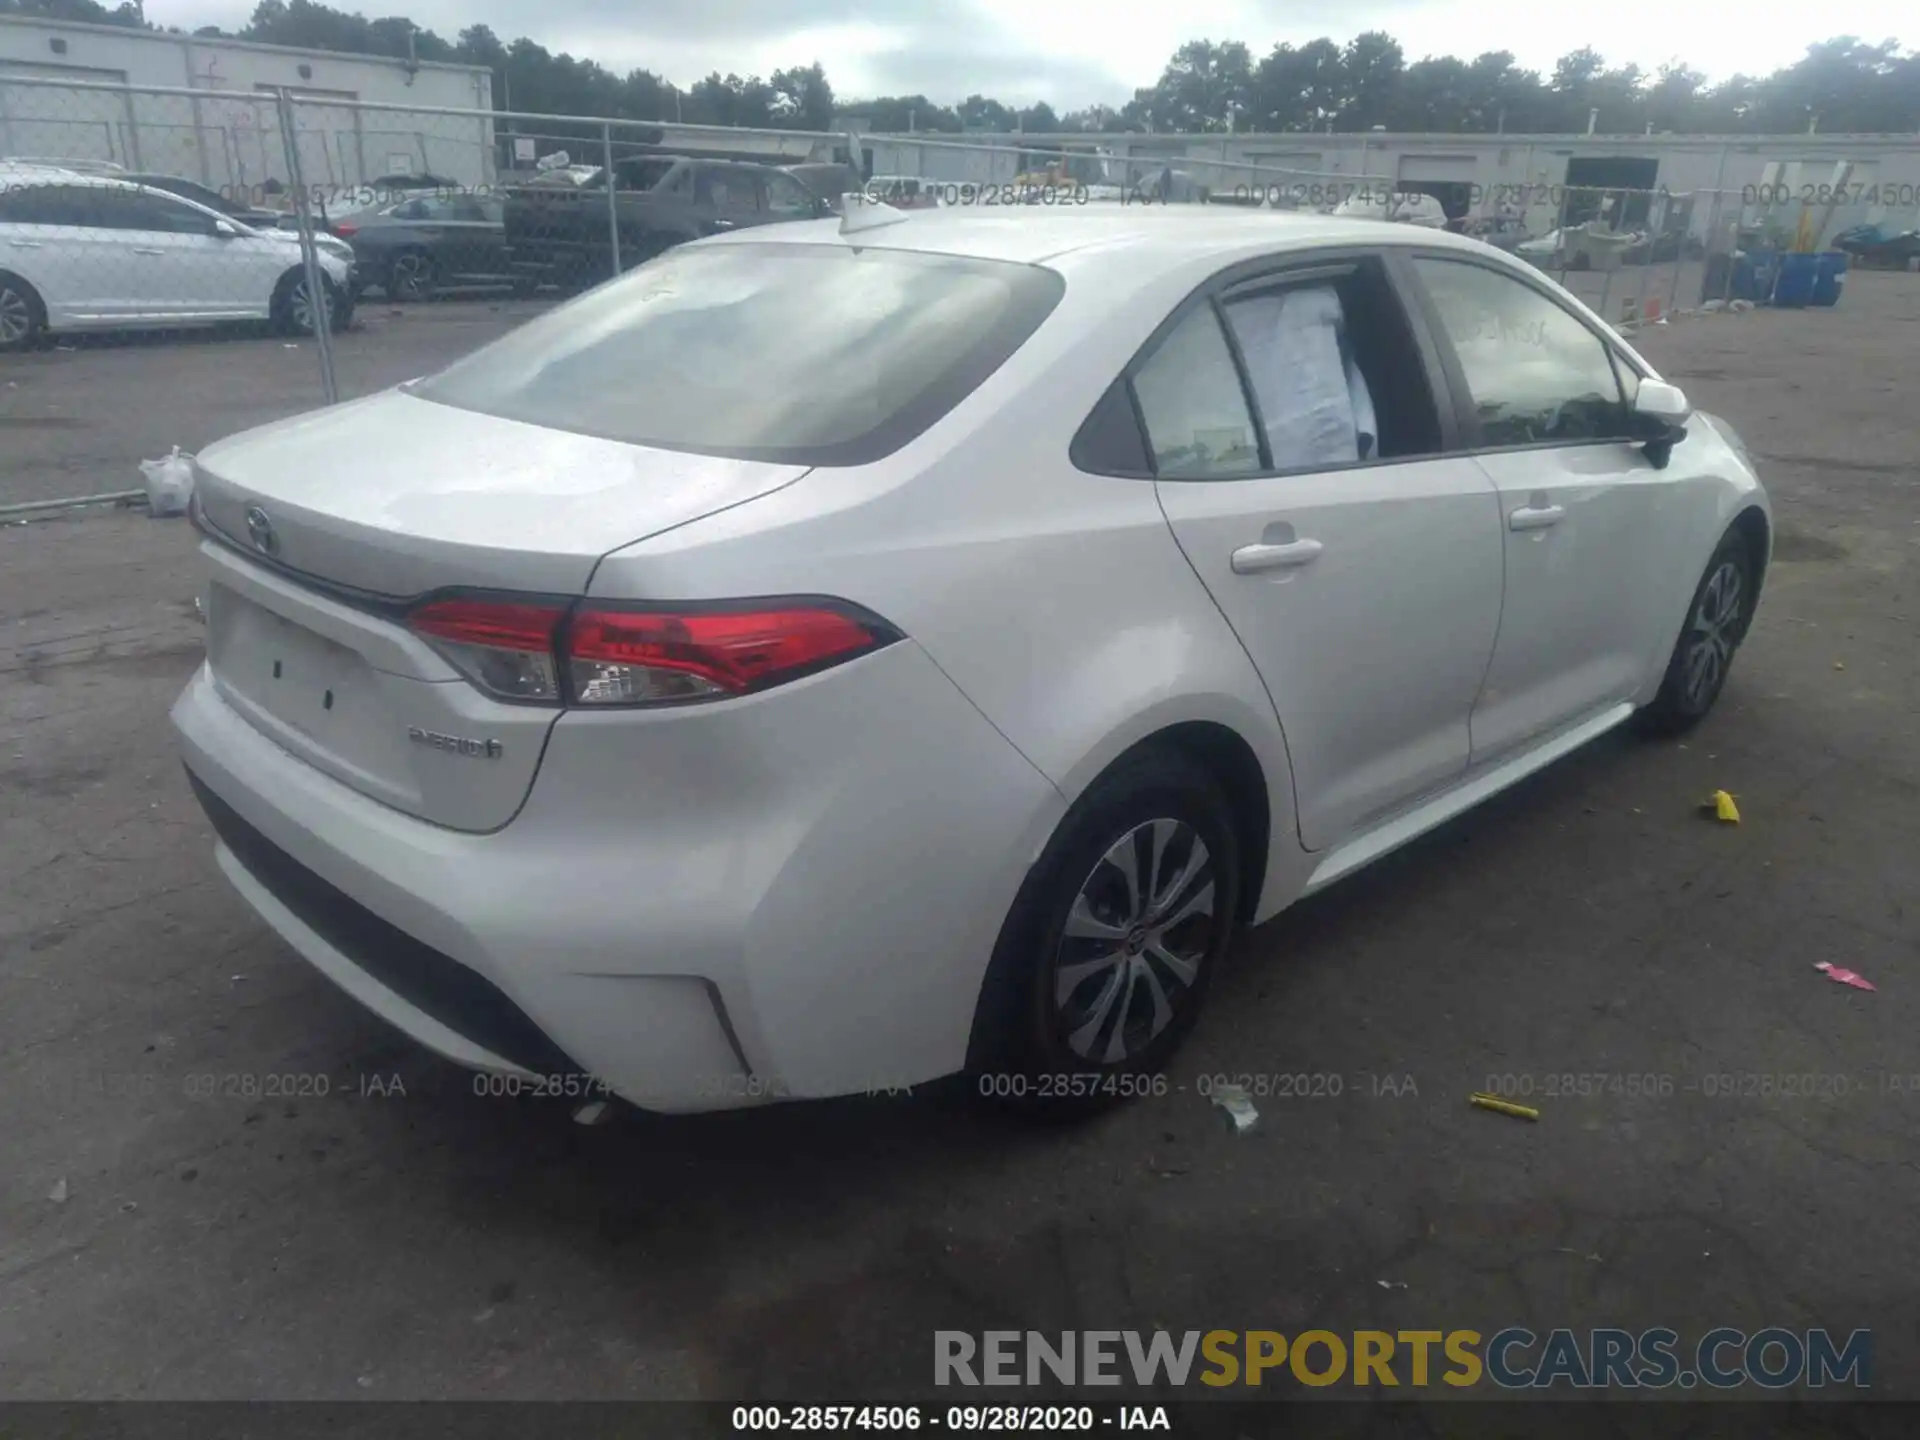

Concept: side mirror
[[1632, 378, 1689, 467], [213, 219, 240, 238]]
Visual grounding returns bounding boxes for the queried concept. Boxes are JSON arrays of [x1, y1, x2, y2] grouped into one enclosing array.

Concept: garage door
[[0, 64, 134, 167]]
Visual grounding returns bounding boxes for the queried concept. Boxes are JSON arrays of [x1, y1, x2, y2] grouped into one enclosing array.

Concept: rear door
[[0, 183, 127, 323], [0, 182, 82, 324], [1403, 252, 1688, 763], [1147, 251, 1507, 850]]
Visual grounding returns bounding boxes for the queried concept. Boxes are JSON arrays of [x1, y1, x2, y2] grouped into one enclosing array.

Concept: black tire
[[968, 748, 1241, 1118], [385, 250, 436, 302], [273, 271, 349, 336], [0, 271, 46, 353], [1638, 530, 1758, 736]]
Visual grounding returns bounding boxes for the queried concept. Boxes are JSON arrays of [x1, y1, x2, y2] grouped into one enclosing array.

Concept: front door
[[1405, 254, 1688, 763], [1148, 253, 1507, 850], [96, 186, 275, 320]]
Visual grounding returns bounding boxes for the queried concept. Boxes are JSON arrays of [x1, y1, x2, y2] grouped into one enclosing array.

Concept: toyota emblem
[[245, 506, 279, 556]]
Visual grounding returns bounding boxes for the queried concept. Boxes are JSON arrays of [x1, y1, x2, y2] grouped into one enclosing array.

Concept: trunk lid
[[191, 389, 808, 832], [193, 388, 808, 599]]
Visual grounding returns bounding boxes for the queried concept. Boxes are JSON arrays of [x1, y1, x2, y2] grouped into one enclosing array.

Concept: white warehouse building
[[0, 15, 495, 193], [867, 130, 1920, 243]]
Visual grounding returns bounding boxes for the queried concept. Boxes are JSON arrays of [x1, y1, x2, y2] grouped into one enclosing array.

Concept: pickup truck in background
[[501, 155, 832, 290]]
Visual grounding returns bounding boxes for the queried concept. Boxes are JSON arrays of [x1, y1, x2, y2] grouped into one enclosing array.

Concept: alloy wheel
[[1684, 559, 1744, 708], [0, 286, 33, 346], [289, 277, 332, 334], [390, 253, 431, 300], [1052, 817, 1217, 1064]]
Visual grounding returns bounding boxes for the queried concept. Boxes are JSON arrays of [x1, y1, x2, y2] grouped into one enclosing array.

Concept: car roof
[[709, 206, 1491, 266], [0, 170, 280, 230], [1, 169, 149, 192]]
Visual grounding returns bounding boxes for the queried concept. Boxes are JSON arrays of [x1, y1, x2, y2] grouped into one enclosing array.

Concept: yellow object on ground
[[1470, 1093, 1540, 1121], [1710, 790, 1741, 824]]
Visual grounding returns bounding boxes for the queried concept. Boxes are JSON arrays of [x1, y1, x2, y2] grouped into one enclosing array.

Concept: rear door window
[[411, 243, 1064, 465], [1219, 258, 1445, 468], [0, 183, 95, 226]]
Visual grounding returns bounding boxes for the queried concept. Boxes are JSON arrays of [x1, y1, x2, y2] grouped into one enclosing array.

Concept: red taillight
[[567, 604, 892, 705], [408, 596, 565, 703], [332, 223, 358, 238], [406, 595, 897, 707]]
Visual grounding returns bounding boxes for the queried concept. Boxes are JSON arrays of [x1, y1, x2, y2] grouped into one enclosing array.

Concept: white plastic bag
[[138, 446, 195, 518]]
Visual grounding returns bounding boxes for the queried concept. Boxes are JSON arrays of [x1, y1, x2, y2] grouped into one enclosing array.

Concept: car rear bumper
[[172, 640, 1064, 1113]]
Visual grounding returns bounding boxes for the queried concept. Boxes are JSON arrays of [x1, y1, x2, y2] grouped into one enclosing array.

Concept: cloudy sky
[[152, 0, 1908, 109]]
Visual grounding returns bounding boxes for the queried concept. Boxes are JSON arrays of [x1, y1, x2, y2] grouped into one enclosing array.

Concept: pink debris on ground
[[1814, 962, 1877, 992]]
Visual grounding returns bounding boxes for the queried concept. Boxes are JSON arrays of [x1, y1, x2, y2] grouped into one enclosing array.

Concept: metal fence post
[[1686, 187, 1722, 311], [1552, 184, 1571, 282], [1627, 187, 1655, 325], [274, 87, 340, 407], [1722, 193, 1740, 304], [602, 121, 621, 277]]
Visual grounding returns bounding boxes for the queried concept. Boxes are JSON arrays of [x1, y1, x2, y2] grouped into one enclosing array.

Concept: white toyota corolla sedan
[[172, 204, 1769, 1113]]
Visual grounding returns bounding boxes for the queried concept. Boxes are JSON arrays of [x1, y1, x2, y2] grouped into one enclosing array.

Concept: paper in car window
[[1227, 287, 1359, 469]]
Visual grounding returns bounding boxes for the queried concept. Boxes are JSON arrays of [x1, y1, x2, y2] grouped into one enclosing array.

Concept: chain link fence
[[2, 75, 1893, 512]]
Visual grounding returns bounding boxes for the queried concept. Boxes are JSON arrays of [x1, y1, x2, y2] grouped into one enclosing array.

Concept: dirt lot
[[2, 275, 1917, 1408], [0, 300, 550, 510]]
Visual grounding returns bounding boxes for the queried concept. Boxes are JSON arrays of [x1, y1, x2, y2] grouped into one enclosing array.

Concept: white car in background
[[0, 167, 354, 351], [1333, 190, 1450, 228], [173, 207, 1769, 1116]]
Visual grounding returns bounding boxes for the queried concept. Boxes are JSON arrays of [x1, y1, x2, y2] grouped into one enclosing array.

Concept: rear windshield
[[410, 243, 1065, 465]]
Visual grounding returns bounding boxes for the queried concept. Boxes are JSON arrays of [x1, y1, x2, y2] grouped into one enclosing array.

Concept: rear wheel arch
[[964, 737, 1248, 1090], [963, 718, 1275, 1079], [1113, 722, 1271, 926]]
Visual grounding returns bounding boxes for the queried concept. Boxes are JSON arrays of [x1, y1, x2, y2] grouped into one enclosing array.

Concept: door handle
[[1508, 504, 1565, 532], [132, 247, 166, 256], [1231, 537, 1324, 574], [7, 240, 43, 249]]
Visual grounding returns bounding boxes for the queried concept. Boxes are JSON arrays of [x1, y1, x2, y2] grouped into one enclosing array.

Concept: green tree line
[[6, 0, 1917, 135]]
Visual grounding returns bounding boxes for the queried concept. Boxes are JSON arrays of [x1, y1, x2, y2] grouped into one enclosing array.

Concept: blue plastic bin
[[1772, 252, 1820, 307], [1733, 249, 1778, 302], [1812, 251, 1848, 306]]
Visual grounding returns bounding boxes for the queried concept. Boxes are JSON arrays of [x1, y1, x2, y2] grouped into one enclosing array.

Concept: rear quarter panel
[[589, 242, 1312, 920]]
